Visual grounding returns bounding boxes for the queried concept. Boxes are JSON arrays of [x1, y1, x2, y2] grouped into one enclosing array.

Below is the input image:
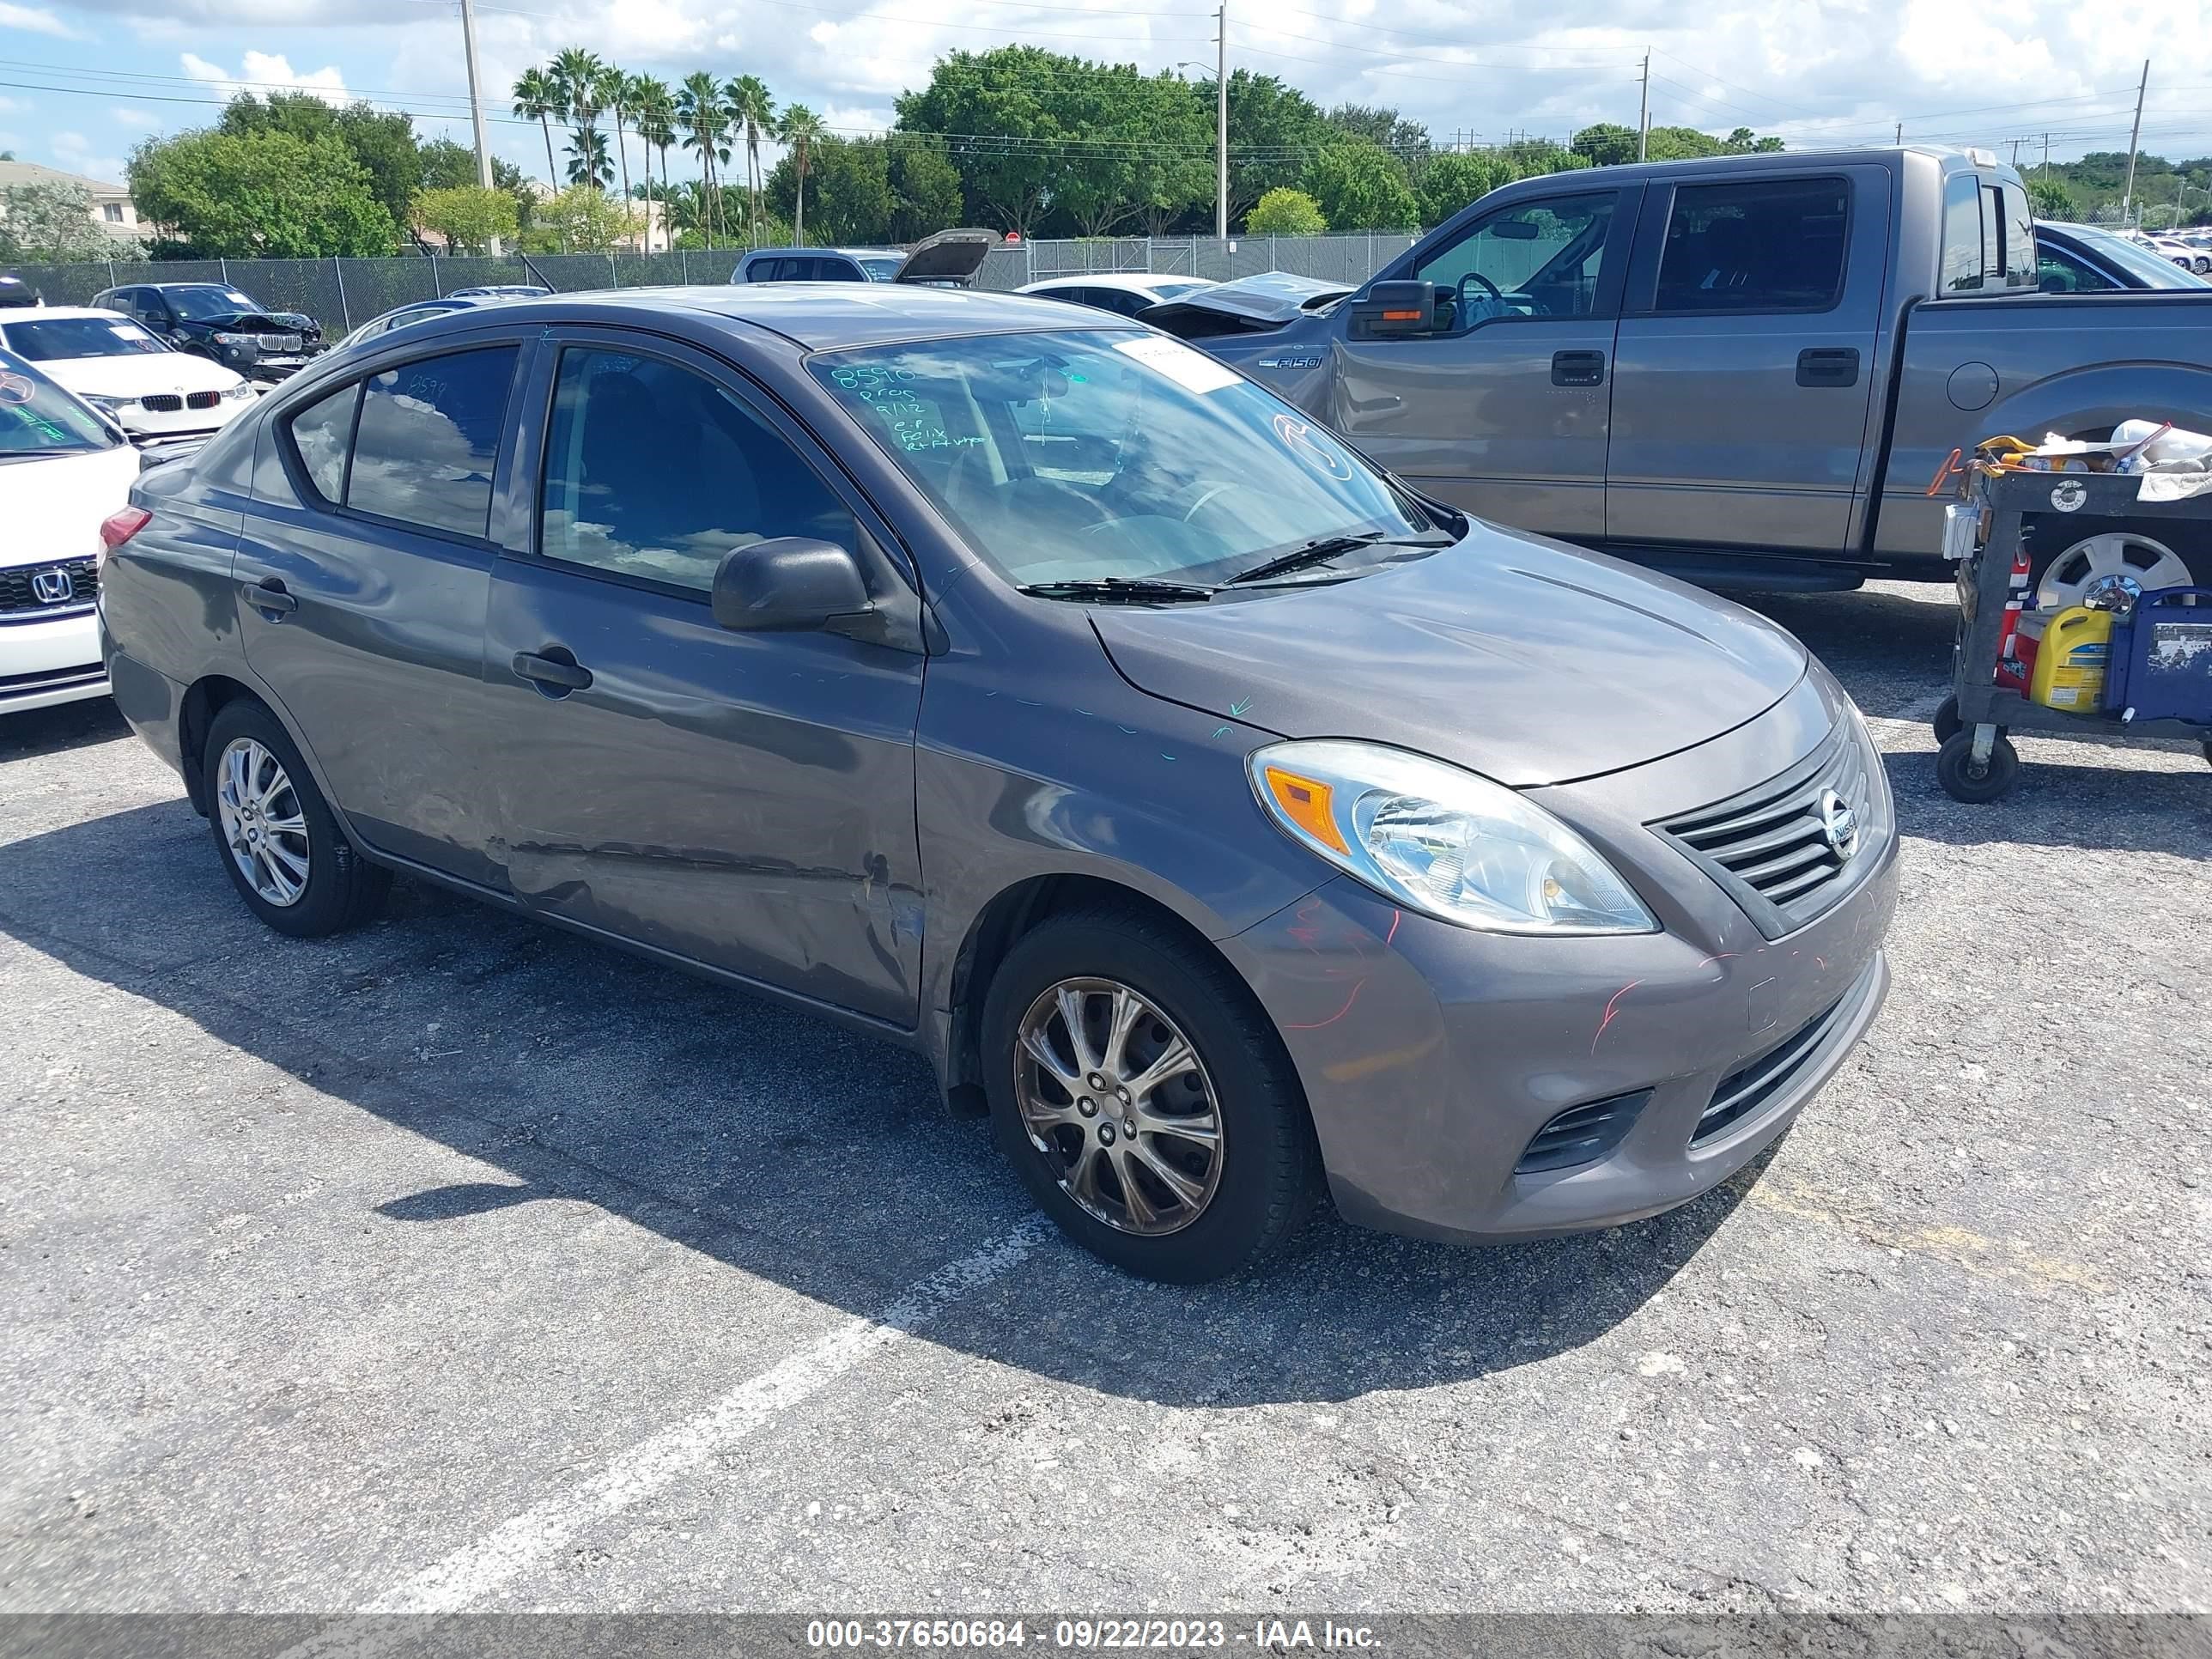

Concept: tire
[[1935, 729, 2021, 804], [981, 906, 1322, 1283], [203, 699, 389, 938], [2026, 513, 2211, 609], [1932, 695, 1962, 745]]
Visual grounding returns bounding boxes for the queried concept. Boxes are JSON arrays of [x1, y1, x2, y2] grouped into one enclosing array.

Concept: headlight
[[220, 381, 256, 401], [82, 393, 133, 413], [1249, 739, 1658, 935], [210, 331, 255, 348]]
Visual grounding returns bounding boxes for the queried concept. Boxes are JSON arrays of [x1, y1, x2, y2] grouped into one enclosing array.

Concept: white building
[[0, 159, 143, 241]]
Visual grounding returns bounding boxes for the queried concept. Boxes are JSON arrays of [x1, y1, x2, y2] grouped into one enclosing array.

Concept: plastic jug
[[2027, 605, 2113, 712]]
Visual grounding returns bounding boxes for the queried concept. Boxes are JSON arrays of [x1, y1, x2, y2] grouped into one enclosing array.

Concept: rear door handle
[[1796, 347, 1861, 388], [1551, 349, 1606, 387], [240, 579, 297, 617], [512, 650, 592, 694]]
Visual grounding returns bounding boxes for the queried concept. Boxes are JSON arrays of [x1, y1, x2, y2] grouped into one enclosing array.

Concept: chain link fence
[[2, 234, 1420, 330]]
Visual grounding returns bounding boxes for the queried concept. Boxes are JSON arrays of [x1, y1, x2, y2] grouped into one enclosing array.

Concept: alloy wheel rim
[[1013, 976, 1224, 1237], [2036, 531, 2191, 610], [215, 737, 311, 908]]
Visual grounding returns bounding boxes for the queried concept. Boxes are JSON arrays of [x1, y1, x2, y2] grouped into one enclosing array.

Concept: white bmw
[[0, 307, 258, 446], [0, 350, 142, 714]]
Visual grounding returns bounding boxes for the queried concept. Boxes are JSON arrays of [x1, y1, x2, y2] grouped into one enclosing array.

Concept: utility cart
[[1933, 468, 2212, 802]]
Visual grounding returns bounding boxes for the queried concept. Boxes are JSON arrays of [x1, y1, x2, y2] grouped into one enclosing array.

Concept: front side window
[[539, 346, 855, 592], [343, 346, 517, 538], [0, 352, 121, 453], [2035, 240, 2118, 294], [1940, 173, 1986, 293], [811, 328, 1444, 589], [0, 316, 168, 360], [1411, 193, 1615, 324], [1654, 177, 1849, 312]]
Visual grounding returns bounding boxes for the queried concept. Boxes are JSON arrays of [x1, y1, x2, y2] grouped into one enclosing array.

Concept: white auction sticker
[[1112, 332, 1242, 394]]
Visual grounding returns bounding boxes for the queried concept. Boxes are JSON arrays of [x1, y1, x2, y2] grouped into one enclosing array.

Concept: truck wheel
[[1936, 731, 2019, 804]]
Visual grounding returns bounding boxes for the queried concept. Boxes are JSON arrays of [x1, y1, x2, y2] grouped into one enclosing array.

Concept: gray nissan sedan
[[98, 284, 1897, 1282]]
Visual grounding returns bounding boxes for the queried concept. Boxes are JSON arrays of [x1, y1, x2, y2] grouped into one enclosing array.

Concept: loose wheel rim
[[1013, 975, 1224, 1237], [215, 736, 311, 907], [2035, 531, 2191, 611]]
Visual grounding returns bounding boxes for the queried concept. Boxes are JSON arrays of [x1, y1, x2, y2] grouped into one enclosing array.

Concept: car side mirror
[[711, 537, 873, 633], [1350, 280, 1439, 337]]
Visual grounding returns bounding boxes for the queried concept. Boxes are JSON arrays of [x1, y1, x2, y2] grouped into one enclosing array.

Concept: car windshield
[[811, 328, 1445, 590], [2069, 227, 2209, 288], [1, 315, 167, 361], [168, 286, 264, 319], [0, 351, 120, 455], [857, 257, 904, 281]]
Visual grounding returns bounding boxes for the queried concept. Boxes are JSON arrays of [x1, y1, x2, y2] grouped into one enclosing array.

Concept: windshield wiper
[[1018, 576, 1216, 603]]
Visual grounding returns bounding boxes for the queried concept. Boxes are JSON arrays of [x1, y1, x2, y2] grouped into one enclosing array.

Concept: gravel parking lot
[[3, 582, 2208, 1618]]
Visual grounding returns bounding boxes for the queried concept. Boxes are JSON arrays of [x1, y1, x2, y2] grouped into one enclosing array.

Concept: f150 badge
[[1255, 353, 1323, 370]]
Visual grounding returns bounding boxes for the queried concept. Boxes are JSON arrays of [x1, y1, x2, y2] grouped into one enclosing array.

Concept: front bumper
[[1218, 670, 1899, 1245], [1, 608, 107, 713], [113, 400, 250, 443]]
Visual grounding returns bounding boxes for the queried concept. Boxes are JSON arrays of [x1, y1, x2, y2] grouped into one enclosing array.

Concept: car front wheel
[[203, 700, 389, 938], [981, 908, 1322, 1282]]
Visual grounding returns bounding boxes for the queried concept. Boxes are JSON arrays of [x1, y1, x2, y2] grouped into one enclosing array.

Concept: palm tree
[[564, 124, 612, 191], [675, 71, 726, 247], [632, 76, 676, 250], [725, 75, 775, 248], [778, 103, 825, 248], [597, 64, 634, 229], [549, 47, 607, 190], [511, 67, 562, 191]]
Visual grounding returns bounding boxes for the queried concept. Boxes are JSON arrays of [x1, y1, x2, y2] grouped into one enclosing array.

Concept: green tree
[[633, 76, 677, 241], [549, 47, 608, 191], [523, 184, 636, 252], [777, 104, 827, 246], [1570, 122, 1641, 167], [1416, 151, 1510, 226], [564, 125, 611, 190], [0, 180, 128, 259], [218, 92, 422, 228], [598, 64, 635, 211], [1721, 125, 1786, 154], [411, 185, 518, 253], [896, 47, 1079, 235], [1304, 138, 1417, 229], [1213, 70, 1330, 226], [511, 67, 562, 190], [1327, 102, 1429, 181], [769, 134, 892, 244], [1244, 186, 1325, 234], [889, 140, 963, 240], [2029, 179, 2073, 219], [676, 71, 729, 246], [128, 127, 397, 256]]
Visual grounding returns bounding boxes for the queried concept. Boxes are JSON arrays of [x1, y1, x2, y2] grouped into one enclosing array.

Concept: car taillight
[[97, 506, 151, 570]]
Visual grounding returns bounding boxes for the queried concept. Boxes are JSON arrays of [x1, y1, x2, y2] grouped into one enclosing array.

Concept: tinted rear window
[[1655, 177, 1849, 312], [347, 347, 516, 538]]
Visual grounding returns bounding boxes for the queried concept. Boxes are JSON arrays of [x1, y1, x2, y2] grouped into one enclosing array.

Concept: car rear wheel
[[981, 908, 1322, 1282], [204, 701, 389, 938]]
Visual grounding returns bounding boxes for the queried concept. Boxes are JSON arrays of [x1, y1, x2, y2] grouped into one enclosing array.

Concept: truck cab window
[[1411, 193, 1615, 326], [1653, 177, 1850, 312], [1941, 173, 1986, 293]]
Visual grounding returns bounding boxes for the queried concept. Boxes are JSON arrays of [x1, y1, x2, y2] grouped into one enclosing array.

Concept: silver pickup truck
[[1150, 147, 2212, 607]]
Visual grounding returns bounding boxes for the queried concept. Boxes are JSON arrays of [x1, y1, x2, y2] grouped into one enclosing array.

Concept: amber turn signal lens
[[1260, 764, 1349, 854]]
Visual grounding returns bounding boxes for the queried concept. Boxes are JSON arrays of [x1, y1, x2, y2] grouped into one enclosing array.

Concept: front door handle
[[512, 649, 592, 695], [1796, 347, 1861, 388], [1551, 349, 1606, 387], [240, 579, 297, 617]]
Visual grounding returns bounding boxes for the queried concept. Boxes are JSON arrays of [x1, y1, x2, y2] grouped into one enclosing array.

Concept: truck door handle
[[512, 649, 592, 695], [1551, 349, 1606, 387], [1796, 347, 1861, 388], [240, 579, 297, 617]]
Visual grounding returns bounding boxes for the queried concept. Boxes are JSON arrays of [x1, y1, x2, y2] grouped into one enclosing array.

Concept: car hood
[[178, 309, 319, 337], [0, 444, 141, 567], [1140, 270, 1355, 331], [40, 354, 244, 396], [1089, 528, 1808, 787]]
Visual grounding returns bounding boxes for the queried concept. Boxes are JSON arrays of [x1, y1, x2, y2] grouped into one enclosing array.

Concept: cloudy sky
[[1, 0, 2208, 192]]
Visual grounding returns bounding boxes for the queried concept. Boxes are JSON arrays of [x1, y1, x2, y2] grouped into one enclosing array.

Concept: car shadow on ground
[[0, 796, 1763, 1407], [0, 698, 131, 760]]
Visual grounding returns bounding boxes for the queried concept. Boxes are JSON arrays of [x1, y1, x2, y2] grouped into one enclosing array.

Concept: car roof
[[744, 246, 900, 260], [0, 304, 147, 322], [1020, 273, 1212, 295], [380, 283, 1119, 353]]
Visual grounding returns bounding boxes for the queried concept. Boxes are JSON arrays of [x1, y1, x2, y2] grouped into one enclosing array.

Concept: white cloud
[[0, 1, 82, 38], [179, 49, 349, 105], [48, 129, 130, 185], [112, 107, 161, 130], [0, 95, 28, 115]]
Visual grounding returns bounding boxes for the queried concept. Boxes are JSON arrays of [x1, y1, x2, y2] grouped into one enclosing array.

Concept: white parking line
[[278, 1218, 1053, 1654]]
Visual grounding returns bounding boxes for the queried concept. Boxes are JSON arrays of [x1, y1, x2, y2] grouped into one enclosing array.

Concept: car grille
[[1691, 962, 1877, 1146], [186, 389, 221, 410], [0, 558, 98, 617], [1651, 721, 1881, 939], [258, 333, 303, 352], [0, 663, 104, 700], [139, 393, 182, 412]]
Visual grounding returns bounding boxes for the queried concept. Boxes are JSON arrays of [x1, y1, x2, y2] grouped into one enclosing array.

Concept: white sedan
[[0, 307, 257, 445], [0, 350, 141, 714], [1015, 273, 1218, 318]]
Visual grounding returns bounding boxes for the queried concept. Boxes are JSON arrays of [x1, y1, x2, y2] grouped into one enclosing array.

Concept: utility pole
[[2041, 133, 2050, 183], [1215, 3, 1229, 240], [1895, 121, 1903, 145], [1637, 50, 1650, 161], [2122, 58, 2148, 225], [458, 0, 501, 255]]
